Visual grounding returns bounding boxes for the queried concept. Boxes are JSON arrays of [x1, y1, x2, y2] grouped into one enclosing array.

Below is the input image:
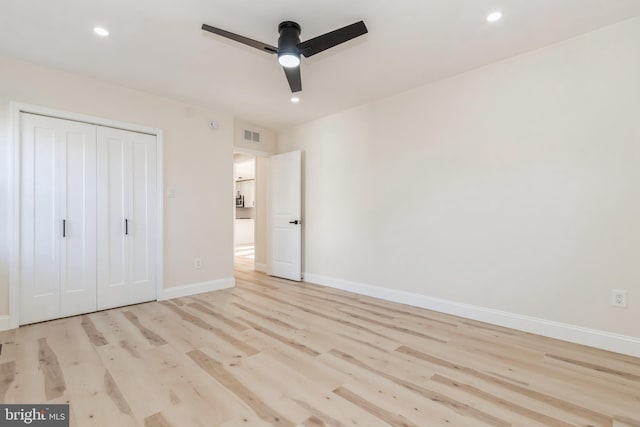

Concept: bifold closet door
[[97, 126, 157, 310], [20, 113, 97, 324]]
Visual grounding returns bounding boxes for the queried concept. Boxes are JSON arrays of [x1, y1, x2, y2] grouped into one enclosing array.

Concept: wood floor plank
[[120, 339, 142, 359], [0, 332, 16, 365], [122, 311, 168, 347], [63, 361, 139, 427], [396, 345, 614, 425], [45, 317, 107, 368], [545, 353, 640, 383], [239, 351, 391, 427], [104, 369, 134, 416], [429, 373, 574, 426], [473, 330, 639, 406], [337, 310, 448, 343], [160, 301, 260, 357], [444, 330, 639, 402], [144, 412, 173, 427], [232, 302, 299, 330], [80, 315, 108, 347], [94, 342, 177, 420], [302, 415, 327, 427], [38, 337, 67, 400], [239, 317, 320, 356], [0, 361, 15, 402], [237, 286, 396, 341], [124, 303, 208, 353], [332, 386, 421, 427], [187, 300, 249, 332], [614, 416, 640, 427], [141, 344, 245, 425], [0, 259, 638, 426], [187, 349, 296, 427], [327, 349, 510, 426], [143, 404, 212, 427], [295, 401, 352, 427]]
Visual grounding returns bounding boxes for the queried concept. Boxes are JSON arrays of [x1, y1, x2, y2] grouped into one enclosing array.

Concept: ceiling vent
[[244, 129, 260, 144], [243, 129, 261, 143]]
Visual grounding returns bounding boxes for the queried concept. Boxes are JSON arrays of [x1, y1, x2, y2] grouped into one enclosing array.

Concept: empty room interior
[[1, 1, 640, 426]]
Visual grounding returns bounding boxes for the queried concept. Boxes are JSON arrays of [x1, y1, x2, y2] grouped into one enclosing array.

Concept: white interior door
[[97, 126, 157, 309], [20, 113, 97, 324], [268, 150, 302, 281]]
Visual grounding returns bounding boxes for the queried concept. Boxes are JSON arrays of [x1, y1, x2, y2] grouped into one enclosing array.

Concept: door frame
[[8, 102, 164, 330], [233, 147, 270, 273]]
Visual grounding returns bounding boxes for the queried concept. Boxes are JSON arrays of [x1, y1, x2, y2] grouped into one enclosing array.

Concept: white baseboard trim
[[303, 273, 640, 358], [255, 263, 267, 273], [159, 277, 235, 301], [0, 315, 10, 332]]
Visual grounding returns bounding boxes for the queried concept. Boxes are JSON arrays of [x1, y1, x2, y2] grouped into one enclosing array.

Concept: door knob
[[289, 220, 299, 225]]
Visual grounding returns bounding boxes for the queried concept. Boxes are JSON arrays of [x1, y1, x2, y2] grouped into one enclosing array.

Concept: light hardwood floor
[[1, 258, 639, 426]]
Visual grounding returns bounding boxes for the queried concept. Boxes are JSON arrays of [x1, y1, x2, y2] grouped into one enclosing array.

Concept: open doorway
[[234, 153, 256, 269]]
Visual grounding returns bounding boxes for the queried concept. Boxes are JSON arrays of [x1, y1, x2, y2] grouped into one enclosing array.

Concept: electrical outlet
[[194, 258, 202, 269], [611, 289, 627, 308]]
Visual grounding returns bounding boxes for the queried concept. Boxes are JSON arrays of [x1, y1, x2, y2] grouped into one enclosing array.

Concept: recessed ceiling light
[[486, 11, 503, 23], [93, 27, 109, 37], [290, 97, 300, 103]]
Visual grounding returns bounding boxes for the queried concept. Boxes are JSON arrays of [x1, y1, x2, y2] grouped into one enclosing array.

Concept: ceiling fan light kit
[[277, 21, 302, 68], [278, 54, 300, 68], [202, 19, 368, 93]]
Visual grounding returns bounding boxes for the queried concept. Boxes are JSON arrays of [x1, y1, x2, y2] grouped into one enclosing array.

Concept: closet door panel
[[20, 113, 97, 324], [60, 128, 98, 317], [97, 127, 157, 310], [20, 117, 60, 324], [130, 135, 156, 294], [97, 132, 128, 309], [107, 137, 128, 282]]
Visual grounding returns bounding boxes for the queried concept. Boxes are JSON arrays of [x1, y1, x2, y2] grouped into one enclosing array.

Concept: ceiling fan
[[201, 20, 368, 93]]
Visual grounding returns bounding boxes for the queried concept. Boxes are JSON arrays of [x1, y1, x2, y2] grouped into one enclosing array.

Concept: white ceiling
[[1, 0, 639, 130]]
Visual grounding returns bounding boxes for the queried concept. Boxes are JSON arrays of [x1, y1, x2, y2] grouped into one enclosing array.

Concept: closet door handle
[[62, 219, 66, 238], [125, 219, 129, 235]]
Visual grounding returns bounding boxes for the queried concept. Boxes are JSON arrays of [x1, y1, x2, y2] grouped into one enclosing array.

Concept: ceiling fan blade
[[283, 66, 302, 93], [202, 24, 278, 54], [297, 21, 367, 58]]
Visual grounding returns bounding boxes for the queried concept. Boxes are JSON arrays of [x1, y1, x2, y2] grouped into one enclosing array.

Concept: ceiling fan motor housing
[[278, 21, 301, 60]]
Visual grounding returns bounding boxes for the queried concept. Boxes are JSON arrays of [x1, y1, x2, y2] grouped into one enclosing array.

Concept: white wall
[[0, 56, 235, 318], [278, 18, 640, 345]]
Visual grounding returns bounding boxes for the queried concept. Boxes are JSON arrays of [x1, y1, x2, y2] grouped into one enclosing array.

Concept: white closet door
[[97, 126, 157, 310], [20, 113, 97, 324]]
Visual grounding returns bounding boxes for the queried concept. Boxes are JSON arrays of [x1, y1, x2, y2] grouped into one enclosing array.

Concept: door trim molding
[[7, 102, 164, 331]]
